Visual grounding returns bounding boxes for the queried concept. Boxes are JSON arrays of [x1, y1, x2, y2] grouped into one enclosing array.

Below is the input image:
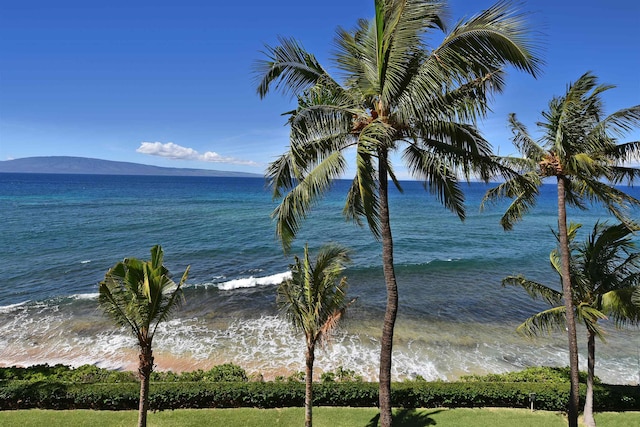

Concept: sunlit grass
[[1, 407, 639, 426]]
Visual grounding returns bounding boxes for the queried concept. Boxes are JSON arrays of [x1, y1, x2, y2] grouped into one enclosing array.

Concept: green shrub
[[3, 380, 638, 411], [1, 366, 637, 412], [274, 371, 305, 383], [69, 365, 137, 383], [151, 364, 248, 383], [203, 364, 248, 382], [320, 372, 335, 383], [0, 364, 72, 382], [460, 366, 600, 385], [0, 363, 248, 384], [321, 367, 363, 383]]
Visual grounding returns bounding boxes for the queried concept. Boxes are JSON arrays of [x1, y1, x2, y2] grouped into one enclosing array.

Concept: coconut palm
[[255, 1, 541, 424], [504, 221, 640, 427], [98, 245, 189, 427], [277, 243, 354, 427], [483, 72, 640, 427]]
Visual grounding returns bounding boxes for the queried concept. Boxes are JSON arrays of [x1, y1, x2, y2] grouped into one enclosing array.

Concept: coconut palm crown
[[484, 72, 640, 231], [255, 1, 541, 425]]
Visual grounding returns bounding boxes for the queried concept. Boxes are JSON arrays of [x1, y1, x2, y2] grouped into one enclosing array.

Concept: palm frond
[[277, 243, 354, 347], [377, 0, 446, 104], [482, 171, 541, 231], [516, 306, 566, 338], [255, 36, 336, 99], [600, 289, 640, 326], [579, 178, 640, 225], [606, 140, 640, 164], [343, 137, 381, 238], [98, 246, 188, 345], [272, 150, 348, 251], [507, 113, 546, 161], [431, 0, 542, 81], [98, 276, 141, 336], [152, 266, 189, 337], [503, 275, 562, 305], [403, 142, 465, 220], [609, 165, 640, 185], [575, 303, 608, 341], [597, 105, 640, 138], [632, 287, 640, 308], [266, 151, 299, 198]]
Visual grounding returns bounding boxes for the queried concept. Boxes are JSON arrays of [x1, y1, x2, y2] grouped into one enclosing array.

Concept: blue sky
[[1, 0, 638, 178]]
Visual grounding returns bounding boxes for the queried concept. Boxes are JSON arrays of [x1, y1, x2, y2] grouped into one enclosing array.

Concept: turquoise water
[[1, 173, 639, 384]]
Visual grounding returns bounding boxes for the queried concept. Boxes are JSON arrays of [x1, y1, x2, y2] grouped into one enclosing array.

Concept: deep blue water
[[1, 173, 639, 383]]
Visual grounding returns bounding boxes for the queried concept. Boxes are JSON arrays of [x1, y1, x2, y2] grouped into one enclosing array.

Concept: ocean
[[1, 173, 639, 384]]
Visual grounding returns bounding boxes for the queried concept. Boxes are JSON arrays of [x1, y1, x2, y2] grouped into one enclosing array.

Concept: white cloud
[[137, 142, 258, 166]]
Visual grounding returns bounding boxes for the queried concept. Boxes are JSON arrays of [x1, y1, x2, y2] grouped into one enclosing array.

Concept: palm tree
[[277, 243, 354, 427], [503, 221, 640, 427], [483, 72, 640, 427], [255, 2, 541, 424], [98, 245, 189, 427]]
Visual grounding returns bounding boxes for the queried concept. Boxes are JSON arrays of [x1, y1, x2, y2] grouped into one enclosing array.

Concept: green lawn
[[0, 408, 639, 427]]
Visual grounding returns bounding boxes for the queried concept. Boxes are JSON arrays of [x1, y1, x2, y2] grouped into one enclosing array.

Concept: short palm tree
[[503, 221, 640, 427], [255, 2, 541, 424], [98, 245, 189, 427], [277, 243, 354, 427], [483, 71, 640, 427]]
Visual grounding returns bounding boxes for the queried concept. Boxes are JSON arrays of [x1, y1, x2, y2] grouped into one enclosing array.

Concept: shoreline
[[2, 304, 639, 385]]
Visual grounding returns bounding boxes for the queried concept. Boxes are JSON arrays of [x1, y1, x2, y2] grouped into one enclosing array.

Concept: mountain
[[0, 156, 263, 178]]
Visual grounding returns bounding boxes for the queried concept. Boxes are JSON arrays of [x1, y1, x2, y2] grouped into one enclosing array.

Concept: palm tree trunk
[[378, 150, 398, 427], [557, 177, 581, 427], [138, 342, 154, 427], [584, 329, 597, 427], [305, 342, 315, 427]]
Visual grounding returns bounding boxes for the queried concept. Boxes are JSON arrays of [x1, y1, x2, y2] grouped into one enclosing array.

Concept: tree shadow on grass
[[366, 409, 445, 427]]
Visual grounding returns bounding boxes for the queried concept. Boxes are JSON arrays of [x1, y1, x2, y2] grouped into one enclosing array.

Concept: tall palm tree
[[483, 72, 640, 426], [503, 221, 640, 427], [255, 1, 541, 424], [98, 245, 189, 427], [277, 243, 354, 427]]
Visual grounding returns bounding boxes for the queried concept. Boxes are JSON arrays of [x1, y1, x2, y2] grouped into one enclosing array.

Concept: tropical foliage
[[483, 71, 640, 427], [503, 222, 640, 426], [255, 1, 541, 424], [98, 245, 189, 427], [277, 243, 354, 427]]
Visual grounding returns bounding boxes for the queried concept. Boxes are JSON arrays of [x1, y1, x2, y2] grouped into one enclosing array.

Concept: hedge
[[0, 380, 637, 412]]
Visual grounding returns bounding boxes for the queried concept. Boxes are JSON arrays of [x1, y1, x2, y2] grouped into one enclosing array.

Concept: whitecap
[[71, 293, 100, 300], [216, 271, 292, 291], [0, 300, 30, 313]]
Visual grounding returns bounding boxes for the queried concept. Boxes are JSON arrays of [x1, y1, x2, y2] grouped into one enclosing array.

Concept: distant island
[[0, 156, 263, 178]]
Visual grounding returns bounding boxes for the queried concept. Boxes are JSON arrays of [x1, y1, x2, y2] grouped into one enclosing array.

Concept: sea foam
[[0, 301, 29, 314], [71, 293, 100, 300], [215, 272, 292, 291]]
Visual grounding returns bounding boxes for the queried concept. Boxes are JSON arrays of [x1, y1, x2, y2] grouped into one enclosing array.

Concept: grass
[[0, 408, 639, 427]]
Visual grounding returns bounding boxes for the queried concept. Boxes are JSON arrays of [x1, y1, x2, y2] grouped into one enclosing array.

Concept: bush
[[0, 363, 247, 384], [152, 364, 248, 383], [1, 365, 636, 412], [0, 364, 72, 382], [1, 380, 638, 412], [460, 366, 600, 385]]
